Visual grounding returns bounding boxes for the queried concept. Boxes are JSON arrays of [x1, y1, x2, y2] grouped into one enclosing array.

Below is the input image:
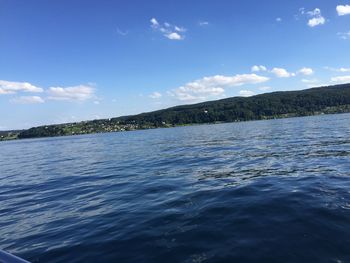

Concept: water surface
[[1, 114, 350, 262]]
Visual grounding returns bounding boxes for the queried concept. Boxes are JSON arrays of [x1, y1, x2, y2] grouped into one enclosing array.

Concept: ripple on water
[[0, 114, 350, 262]]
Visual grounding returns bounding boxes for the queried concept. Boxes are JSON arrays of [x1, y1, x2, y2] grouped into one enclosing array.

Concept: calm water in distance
[[1, 113, 350, 262]]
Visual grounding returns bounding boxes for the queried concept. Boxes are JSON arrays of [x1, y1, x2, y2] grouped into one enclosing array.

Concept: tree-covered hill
[[13, 83, 350, 139], [115, 83, 350, 125]]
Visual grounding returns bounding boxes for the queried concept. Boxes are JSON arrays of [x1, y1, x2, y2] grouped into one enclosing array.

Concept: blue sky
[[1, 0, 350, 129]]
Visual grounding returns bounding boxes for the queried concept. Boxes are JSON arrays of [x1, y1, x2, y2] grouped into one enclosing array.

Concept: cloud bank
[[47, 85, 95, 101], [169, 74, 269, 102], [0, 80, 43, 94], [10, 96, 45, 104]]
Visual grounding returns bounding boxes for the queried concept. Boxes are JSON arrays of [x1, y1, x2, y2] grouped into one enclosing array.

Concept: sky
[[1, 0, 350, 130]]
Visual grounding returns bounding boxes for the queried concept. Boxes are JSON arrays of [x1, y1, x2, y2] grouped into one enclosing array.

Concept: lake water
[[1, 114, 350, 263]]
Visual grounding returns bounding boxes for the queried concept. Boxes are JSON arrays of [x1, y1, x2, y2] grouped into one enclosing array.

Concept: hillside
[[3, 83, 350, 140]]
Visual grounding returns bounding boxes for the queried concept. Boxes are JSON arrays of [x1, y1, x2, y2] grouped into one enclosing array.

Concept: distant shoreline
[[1, 110, 350, 142]]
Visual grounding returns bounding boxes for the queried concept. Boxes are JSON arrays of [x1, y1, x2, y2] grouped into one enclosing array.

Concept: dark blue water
[[1, 114, 350, 263]]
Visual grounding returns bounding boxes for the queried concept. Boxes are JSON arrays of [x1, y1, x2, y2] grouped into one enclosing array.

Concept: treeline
[[115, 84, 350, 125], [16, 83, 350, 139]]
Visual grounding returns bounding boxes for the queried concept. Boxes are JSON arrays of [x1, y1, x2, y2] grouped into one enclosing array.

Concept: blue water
[[1, 114, 350, 263]]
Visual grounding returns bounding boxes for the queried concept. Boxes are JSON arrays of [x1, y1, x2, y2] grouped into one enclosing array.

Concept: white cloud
[[271, 67, 293, 78], [174, 26, 186, 32], [338, 68, 350, 72], [150, 18, 159, 27], [324, 66, 350, 72], [336, 5, 350, 16], [239, 90, 255, 97], [255, 66, 312, 77], [308, 16, 325, 27], [48, 85, 95, 101], [165, 32, 183, 40], [195, 74, 269, 87], [150, 18, 186, 40], [0, 88, 14, 95], [170, 87, 225, 102], [10, 96, 44, 104], [302, 78, 320, 88], [306, 8, 321, 16], [168, 90, 202, 102], [0, 80, 43, 95], [251, 65, 267, 72], [337, 67, 350, 72], [149, 92, 162, 99], [276, 17, 282, 22], [259, 86, 272, 91], [199, 21, 209, 26], [301, 78, 318, 84], [300, 8, 326, 27], [338, 31, 350, 40], [169, 73, 269, 102], [331, 76, 350, 84], [298, 67, 314, 75]]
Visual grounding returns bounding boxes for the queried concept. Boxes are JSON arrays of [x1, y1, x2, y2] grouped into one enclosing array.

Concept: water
[[1, 114, 350, 263]]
